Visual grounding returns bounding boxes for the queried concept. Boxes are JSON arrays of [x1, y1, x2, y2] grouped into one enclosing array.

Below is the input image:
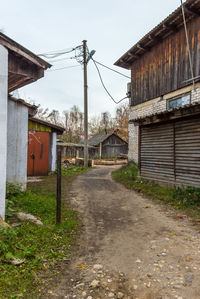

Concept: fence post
[[56, 146, 62, 224]]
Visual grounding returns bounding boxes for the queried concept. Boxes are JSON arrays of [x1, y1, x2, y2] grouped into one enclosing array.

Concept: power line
[[47, 65, 81, 72], [38, 45, 82, 59], [92, 58, 128, 104], [180, 0, 195, 90], [93, 60, 131, 79]]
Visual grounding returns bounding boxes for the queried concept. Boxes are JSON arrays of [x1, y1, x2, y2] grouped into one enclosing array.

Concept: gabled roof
[[115, 0, 200, 69], [88, 133, 128, 146], [0, 32, 51, 69], [88, 134, 109, 146]]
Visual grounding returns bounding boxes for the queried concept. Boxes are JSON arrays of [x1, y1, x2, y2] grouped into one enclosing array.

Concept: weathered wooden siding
[[131, 16, 200, 106], [140, 115, 200, 187]]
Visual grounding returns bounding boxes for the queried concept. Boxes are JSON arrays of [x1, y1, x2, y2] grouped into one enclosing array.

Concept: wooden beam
[[8, 52, 44, 80], [184, 5, 200, 17], [163, 23, 178, 32], [127, 52, 139, 59], [137, 43, 149, 51], [148, 34, 162, 42]]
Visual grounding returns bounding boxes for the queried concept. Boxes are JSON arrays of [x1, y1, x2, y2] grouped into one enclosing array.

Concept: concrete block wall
[[128, 84, 200, 163], [7, 99, 28, 190], [0, 46, 8, 219]]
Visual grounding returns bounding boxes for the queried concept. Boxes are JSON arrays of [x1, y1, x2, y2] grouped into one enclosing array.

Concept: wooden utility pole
[[83, 40, 88, 167], [56, 146, 62, 224]]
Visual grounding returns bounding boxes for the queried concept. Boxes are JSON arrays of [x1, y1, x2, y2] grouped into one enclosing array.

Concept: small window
[[168, 93, 191, 110]]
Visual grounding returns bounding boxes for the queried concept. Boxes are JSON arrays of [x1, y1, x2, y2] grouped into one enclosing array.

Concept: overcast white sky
[[1, 0, 181, 117]]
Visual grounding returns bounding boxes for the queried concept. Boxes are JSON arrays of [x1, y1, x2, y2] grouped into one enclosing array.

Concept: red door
[[27, 131, 50, 176]]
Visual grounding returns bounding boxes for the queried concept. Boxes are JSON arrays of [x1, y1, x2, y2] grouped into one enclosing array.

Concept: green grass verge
[[112, 163, 200, 217], [0, 166, 87, 298]]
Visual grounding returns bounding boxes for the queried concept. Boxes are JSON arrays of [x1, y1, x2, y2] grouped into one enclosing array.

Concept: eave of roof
[[8, 95, 37, 109], [29, 117, 65, 134], [129, 102, 200, 125], [0, 32, 51, 69], [114, 0, 200, 69]]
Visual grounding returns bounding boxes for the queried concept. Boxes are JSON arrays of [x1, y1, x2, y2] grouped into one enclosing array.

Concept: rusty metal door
[[27, 131, 50, 176]]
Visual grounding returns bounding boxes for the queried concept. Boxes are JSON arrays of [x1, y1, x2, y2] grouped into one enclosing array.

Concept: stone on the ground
[[185, 273, 194, 283], [108, 292, 115, 298], [93, 264, 103, 270], [117, 292, 124, 298], [16, 212, 43, 225], [90, 280, 100, 288], [0, 216, 10, 228], [8, 258, 25, 265]]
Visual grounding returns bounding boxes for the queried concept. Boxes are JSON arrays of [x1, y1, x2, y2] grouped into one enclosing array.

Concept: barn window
[[168, 93, 191, 110]]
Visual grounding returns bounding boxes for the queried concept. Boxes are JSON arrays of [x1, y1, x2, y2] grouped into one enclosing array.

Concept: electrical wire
[[47, 65, 81, 72], [180, 0, 195, 89], [93, 60, 131, 79], [91, 58, 128, 104], [38, 45, 82, 59]]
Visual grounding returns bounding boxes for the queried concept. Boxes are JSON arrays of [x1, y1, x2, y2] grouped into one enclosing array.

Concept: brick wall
[[128, 84, 200, 163]]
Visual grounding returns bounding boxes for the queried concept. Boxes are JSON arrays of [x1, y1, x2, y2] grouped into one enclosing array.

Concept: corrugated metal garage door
[[140, 122, 175, 183], [175, 117, 200, 186], [140, 116, 200, 186]]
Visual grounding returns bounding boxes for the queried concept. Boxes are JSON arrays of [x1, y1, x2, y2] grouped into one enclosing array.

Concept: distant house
[[115, 0, 200, 187], [28, 118, 65, 176], [57, 142, 97, 160], [0, 32, 50, 219], [88, 133, 128, 158]]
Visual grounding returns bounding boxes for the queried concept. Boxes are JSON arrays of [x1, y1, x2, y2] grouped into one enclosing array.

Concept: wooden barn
[[115, 0, 200, 187], [88, 133, 128, 159], [28, 118, 64, 176]]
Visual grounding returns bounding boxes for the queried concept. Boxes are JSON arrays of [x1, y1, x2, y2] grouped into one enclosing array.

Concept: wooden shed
[[28, 118, 64, 176], [88, 133, 128, 159]]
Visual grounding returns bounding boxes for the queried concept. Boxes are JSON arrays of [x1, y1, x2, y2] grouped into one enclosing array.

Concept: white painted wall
[[51, 132, 57, 171], [0, 46, 8, 219], [7, 100, 28, 190]]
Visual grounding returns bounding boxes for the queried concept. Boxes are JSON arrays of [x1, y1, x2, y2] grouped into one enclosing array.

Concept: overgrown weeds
[[0, 166, 86, 298], [112, 163, 200, 216]]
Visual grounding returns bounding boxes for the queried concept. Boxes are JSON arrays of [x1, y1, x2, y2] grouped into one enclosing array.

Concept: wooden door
[[27, 131, 50, 176]]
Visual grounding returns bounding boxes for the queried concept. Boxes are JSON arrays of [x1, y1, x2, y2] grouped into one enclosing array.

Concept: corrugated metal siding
[[175, 117, 200, 186], [140, 123, 175, 182], [140, 116, 200, 186]]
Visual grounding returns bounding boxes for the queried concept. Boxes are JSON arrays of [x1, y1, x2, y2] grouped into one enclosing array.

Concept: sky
[[1, 0, 181, 117]]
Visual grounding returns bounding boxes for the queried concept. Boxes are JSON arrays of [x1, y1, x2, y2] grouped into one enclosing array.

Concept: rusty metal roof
[[115, 0, 200, 69]]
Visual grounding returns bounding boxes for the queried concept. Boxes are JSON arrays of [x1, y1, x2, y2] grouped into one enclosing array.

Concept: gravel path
[[45, 166, 200, 299]]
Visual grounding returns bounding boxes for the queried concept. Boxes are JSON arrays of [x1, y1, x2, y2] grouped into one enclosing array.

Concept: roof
[[130, 102, 200, 125], [8, 96, 38, 117], [57, 142, 95, 149], [88, 133, 128, 146], [29, 117, 65, 134], [0, 32, 51, 69], [115, 0, 200, 69]]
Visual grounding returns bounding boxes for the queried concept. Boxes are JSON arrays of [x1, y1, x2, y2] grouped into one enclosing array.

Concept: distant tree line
[[35, 102, 129, 143]]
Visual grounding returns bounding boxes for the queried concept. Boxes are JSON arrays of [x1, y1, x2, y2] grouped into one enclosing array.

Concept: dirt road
[[46, 166, 200, 299]]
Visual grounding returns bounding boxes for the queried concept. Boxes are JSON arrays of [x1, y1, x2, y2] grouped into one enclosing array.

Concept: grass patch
[[112, 163, 200, 217], [0, 166, 87, 298]]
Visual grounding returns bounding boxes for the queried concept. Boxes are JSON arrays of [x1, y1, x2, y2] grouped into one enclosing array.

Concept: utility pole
[[83, 40, 88, 167]]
